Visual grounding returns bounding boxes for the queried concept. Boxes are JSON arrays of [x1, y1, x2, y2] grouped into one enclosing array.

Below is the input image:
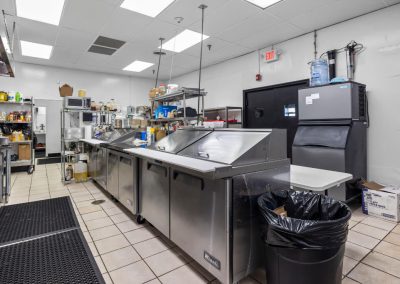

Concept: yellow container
[[74, 161, 88, 182], [78, 89, 87, 97]]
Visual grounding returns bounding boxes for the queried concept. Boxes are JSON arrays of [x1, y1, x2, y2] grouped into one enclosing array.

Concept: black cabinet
[[243, 80, 309, 159]]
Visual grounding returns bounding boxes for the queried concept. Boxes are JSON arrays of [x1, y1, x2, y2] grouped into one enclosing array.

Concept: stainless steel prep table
[[124, 128, 290, 284], [81, 130, 141, 220]]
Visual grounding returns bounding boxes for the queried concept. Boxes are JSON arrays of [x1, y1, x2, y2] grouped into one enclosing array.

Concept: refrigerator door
[[140, 159, 170, 237], [170, 168, 228, 282], [107, 150, 119, 198], [118, 154, 137, 214]]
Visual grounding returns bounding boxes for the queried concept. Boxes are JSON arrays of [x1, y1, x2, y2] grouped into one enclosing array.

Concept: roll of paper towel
[[84, 125, 92, 139]]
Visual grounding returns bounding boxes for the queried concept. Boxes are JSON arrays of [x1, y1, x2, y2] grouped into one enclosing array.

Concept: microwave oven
[[64, 97, 91, 109]]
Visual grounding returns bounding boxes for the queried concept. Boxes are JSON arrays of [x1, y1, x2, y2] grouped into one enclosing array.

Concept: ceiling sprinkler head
[[174, 17, 184, 24], [152, 69, 155, 75], [207, 44, 212, 51]]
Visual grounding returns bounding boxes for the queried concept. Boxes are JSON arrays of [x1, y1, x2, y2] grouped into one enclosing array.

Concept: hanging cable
[[313, 30, 317, 59], [154, 38, 165, 88], [197, 4, 207, 124], [168, 29, 179, 85]]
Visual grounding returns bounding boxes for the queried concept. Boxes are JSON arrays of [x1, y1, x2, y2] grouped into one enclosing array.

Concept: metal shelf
[[63, 109, 116, 114], [0, 97, 35, 169], [9, 141, 32, 144], [0, 101, 33, 105], [150, 88, 207, 103], [149, 117, 198, 123], [11, 160, 31, 166], [203, 106, 243, 129], [0, 121, 30, 124]]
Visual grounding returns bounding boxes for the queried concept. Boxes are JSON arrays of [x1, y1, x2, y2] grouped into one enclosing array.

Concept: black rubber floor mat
[[0, 229, 105, 284], [36, 157, 61, 165], [0, 197, 79, 245]]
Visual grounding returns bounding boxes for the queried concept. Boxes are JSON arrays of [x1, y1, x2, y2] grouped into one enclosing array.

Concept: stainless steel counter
[[124, 128, 290, 284]]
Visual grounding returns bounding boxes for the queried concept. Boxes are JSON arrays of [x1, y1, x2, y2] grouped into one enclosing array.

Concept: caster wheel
[[136, 215, 145, 224], [27, 166, 34, 175]]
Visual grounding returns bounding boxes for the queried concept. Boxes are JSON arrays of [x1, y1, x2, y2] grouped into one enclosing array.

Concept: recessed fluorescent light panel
[[120, 0, 175, 18], [245, 0, 283, 9], [16, 0, 65, 25], [1, 37, 11, 53], [123, 60, 154, 72], [161, 29, 209, 53], [20, 41, 53, 59]]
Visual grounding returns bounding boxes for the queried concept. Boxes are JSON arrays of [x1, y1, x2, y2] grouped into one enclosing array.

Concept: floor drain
[[91, 200, 105, 205]]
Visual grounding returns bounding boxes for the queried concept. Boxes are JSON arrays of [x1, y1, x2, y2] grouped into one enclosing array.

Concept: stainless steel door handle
[[173, 170, 205, 190], [198, 152, 209, 158]]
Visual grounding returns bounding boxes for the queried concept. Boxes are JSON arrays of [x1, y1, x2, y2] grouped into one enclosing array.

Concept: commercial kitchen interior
[[0, 0, 400, 283]]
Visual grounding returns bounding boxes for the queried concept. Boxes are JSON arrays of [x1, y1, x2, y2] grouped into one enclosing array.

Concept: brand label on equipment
[[204, 251, 221, 270]]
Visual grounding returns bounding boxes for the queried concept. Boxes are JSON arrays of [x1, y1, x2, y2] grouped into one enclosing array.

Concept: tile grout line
[[346, 222, 400, 280]]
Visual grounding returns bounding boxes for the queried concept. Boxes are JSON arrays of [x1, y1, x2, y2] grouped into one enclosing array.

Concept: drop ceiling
[[0, 0, 398, 80]]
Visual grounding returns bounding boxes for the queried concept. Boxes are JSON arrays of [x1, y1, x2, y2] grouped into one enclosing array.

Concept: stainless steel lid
[[148, 129, 212, 154]]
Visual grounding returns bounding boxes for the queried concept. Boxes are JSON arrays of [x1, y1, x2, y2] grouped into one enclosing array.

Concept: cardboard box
[[362, 181, 400, 222], [18, 144, 31, 161], [128, 119, 148, 129], [59, 84, 73, 97]]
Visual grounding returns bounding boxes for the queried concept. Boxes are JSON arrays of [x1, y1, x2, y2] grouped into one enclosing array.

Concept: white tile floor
[[8, 163, 400, 284]]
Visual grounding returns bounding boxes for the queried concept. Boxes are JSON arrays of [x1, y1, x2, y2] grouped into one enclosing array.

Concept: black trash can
[[258, 190, 352, 284]]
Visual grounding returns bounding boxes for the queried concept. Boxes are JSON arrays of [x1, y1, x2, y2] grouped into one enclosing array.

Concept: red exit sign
[[263, 49, 279, 63]]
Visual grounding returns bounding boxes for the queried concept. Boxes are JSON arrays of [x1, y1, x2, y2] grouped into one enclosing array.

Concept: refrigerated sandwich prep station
[[86, 129, 133, 189], [124, 128, 290, 284]]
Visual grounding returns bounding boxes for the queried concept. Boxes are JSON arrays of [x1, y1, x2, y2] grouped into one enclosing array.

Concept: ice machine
[[292, 82, 367, 201]]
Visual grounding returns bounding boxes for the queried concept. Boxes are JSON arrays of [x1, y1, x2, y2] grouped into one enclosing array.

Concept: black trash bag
[[258, 189, 351, 249]]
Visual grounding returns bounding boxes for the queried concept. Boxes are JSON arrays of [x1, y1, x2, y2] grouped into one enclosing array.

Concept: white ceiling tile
[[61, 0, 118, 34], [266, 0, 336, 21], [157, 0, 231, 28], [0, 0, 16, 15], [238, 22, 304, 50], [55, 27, 96, 53], [181, 37, 231, 57], [101, 0, 124, 5], [215, 11, 282, 43], [15, 18, 58, 46], [75, 50, 115, 69], [382, 0, 400, 5], [108, 42, 158, 69], [99, 6, 153, 42], [130, 19, 182, 47], [289, 0, 390, 32], [188, 0, 263, 38], [51, 46, 81, 65]]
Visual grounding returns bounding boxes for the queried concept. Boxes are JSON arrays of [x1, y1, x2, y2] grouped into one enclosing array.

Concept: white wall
[[173, 5, 400, 185], [0, 62, 153, 106], [0, 62, 153, 156]]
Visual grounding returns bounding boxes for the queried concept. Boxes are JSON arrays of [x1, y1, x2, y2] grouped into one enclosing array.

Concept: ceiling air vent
[[88, 36, 126, 56]]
